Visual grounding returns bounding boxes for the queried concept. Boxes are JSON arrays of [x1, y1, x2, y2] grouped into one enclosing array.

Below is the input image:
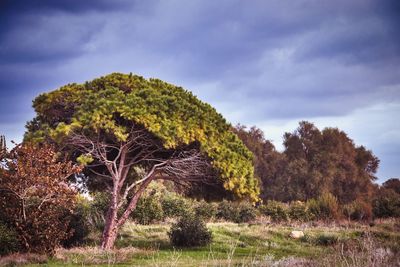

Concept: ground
[[5, 219, 400, 267]]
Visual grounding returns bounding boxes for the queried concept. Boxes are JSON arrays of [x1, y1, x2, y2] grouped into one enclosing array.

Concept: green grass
[[21, 220, 400, 266]]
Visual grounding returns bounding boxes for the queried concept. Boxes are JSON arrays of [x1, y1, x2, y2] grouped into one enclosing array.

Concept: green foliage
[[76, 154, 94, 166], [62, 196, 91, 248], [342, 199, 373, 221], [233, 125, 281, 202], [315, 234, 339, 246], [236, 201, 258, 223], [288, 201, 311, 221], [26, 73, 259, 201], [194, 200, 218, 221], [382, 178, 400, 194], [133, 196, 165, 225], [0, 221, 20, 256], [373, 188, 400, 218], [168, 214, 212, 247], [216, 200, 239, 222], [216, 200, 257, 223], [307, 193, 340, 220], [260, 201, 289, 222], [161, 194, 192, 218]]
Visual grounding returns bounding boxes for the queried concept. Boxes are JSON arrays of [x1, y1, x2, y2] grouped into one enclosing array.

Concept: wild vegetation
[[0, 73, 399, 266]]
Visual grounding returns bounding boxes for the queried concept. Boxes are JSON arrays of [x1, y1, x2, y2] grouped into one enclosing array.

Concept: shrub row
[[132, 194, 257, 224], [260, 193, 387, 222]]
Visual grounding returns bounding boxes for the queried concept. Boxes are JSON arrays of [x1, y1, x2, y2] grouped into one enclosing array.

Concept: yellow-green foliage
[[26, 73, 259, 201]]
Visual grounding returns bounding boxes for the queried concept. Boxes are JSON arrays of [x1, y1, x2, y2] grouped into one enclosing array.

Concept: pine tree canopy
[[26, 73, 260, 201]]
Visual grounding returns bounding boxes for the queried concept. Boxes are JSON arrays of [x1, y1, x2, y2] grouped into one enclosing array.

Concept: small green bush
[[132, 196, 164, 225], [194, 200, 217, 221], [299, 234, 313, 243], [168, 214, 212, 247], [289, 201, 311, 221], [0, 221, 20, 256], [236, 202, 257, 223], [216, 200, 239, 222], [260, 201, 289, 222], [315, 233, 338, 246], [308, 193, 340, 220], [162, 194, 192, 218]]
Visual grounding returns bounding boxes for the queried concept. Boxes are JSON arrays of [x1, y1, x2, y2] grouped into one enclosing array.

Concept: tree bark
[[101, 220, 118, 250], [101, 185, 120, 250], [100, 171, 155, 249]]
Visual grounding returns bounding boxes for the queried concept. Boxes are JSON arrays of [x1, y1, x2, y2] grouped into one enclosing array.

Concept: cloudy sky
[[0, 0, 399, 182]]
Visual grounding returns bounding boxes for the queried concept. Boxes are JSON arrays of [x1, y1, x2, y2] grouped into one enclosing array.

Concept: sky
[[0, 0, 399, 183]]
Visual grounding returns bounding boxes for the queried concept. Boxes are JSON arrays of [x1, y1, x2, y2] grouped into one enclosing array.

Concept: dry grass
[[0, 253, 47, 266], [53, 246, 150, 265], [321, 233, 400, 267]]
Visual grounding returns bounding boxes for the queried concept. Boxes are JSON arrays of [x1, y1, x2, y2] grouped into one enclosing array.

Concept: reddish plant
[[0, 143, 81, 254]]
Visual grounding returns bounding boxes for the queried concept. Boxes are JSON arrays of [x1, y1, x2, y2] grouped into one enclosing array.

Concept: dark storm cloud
[[0, 0, 125, 64], [0, 0, 399, 180], [0, 0, 129, 15]]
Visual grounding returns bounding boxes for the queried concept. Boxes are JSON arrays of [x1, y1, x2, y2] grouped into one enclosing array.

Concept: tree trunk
[[100, 168, 156, 249], [101, 221, 118, 250], [101, 192, 119, 250]]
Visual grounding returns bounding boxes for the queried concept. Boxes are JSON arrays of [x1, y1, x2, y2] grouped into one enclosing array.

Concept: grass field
[[3, 219, 399, 267]]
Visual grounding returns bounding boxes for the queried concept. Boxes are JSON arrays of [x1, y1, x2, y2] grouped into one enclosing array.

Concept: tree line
[[234, 122, 399, 219]]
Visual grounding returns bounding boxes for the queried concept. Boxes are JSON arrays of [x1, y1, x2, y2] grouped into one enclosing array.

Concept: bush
[[289, 201, 311, 221], [168, 214, 212, 247], [194, 200, 217, 221], [216, 200, 239, 222], [162, 194, 192, 218], [237, 202, 257, 223], [0, 221, 20, 256], [315, 233, 339, 246], [373, 188, 400, 218], [62, 197, 91, 248], [132, 196, 164, 225], [260, 201, 289, 222], [343, 199, 373, 221], [86, 192, 110, 230], [307, 193, 340, 220], [0, 144, 80, 254]]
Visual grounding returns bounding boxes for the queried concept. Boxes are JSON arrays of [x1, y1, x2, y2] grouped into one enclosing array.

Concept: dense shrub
[[91, 192, 110, 215], [87, 192, 110, 230], [168, 214, 212, 247], [315, 234, 339, 246], [216, 200, 239, 222], [342, 199, 373, 221], [0, 144, 80, 254], [132, 196, 164, 225], [194, 200, 217, 221], [373, 188, 400, 218], [260, 201, 289, 222], [62, 197, 91, 248], [236, 202, 257, 223], [0, 221, 20, 256], [307, 193, 340, 220], [162, 194, 192, 218], [288, 201, 311, 221]]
